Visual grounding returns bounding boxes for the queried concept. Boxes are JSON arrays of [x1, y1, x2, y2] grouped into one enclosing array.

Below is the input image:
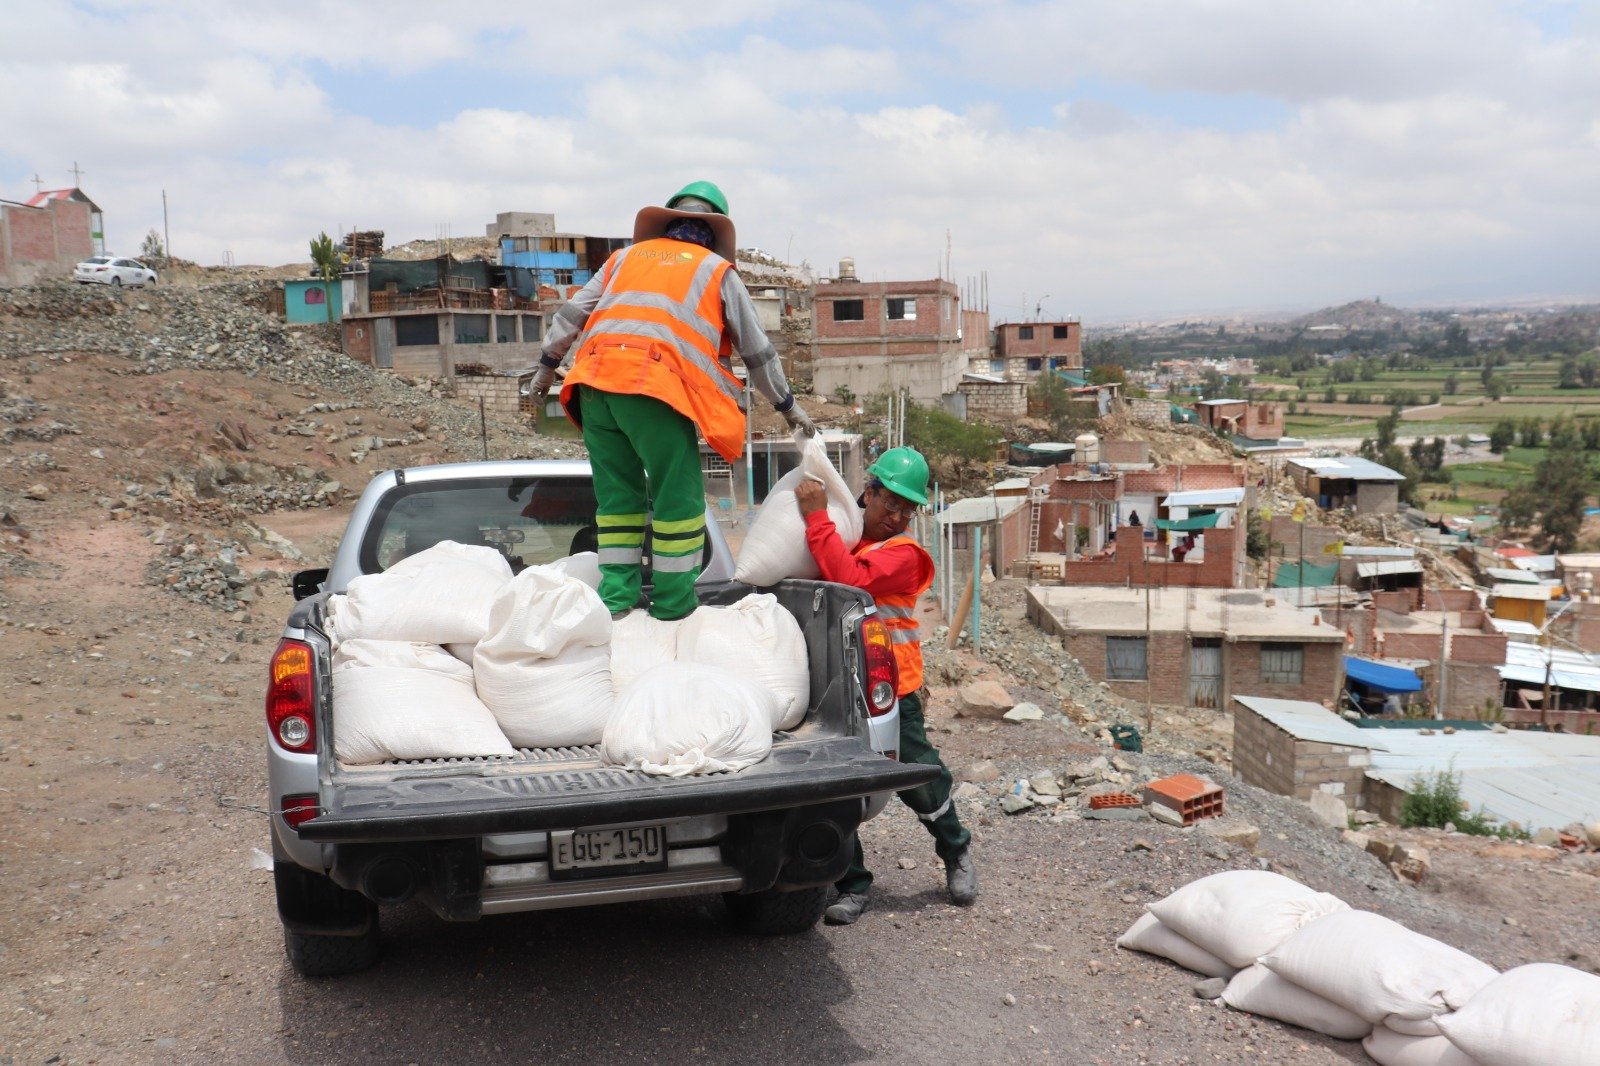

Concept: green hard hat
[[867, 447, 930, 506], [666, 180, 729, 216]]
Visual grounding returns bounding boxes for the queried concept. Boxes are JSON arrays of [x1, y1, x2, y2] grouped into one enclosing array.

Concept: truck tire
[[275, 863, 381, 977], [722, 885, 829, 936]]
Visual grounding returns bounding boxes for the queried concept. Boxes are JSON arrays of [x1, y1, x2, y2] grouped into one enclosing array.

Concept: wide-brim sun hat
[[633, 206, 737, 262]]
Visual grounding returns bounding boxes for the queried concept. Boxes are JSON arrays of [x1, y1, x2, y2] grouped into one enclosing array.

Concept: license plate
[[549, 825, 668, 879]]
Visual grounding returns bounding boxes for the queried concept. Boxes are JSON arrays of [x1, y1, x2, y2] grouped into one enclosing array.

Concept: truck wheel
[[284, 925, 381, 978], [722, 885, 829, 936], [275, 862, 381, 977]]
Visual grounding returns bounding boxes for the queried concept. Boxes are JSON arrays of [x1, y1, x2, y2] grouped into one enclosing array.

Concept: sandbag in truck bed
[[331, 639, 514, 764], [734, 428, 862, 586], [328, 541, 511, 646]]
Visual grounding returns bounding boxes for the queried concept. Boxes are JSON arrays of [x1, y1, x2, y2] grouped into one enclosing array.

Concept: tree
[[140, 228, 165, 262], [1583, 419, 1600, 452], [1444, 321, 1471, 361], [1581, 355, 1600, 389], [1518, 418, 1543, 449], [1443, 373, 1459, 396], [1502, 443, 1594, 552], [1548, 415, 1579, 451], [1489, 418, 1515, 454], [308, 231, 341, 325], [1088, 364, 1127, 386], [1559, 357, 1581, 390], [1485, 377, 1506, 401], [1028, 374, 1075, 435]]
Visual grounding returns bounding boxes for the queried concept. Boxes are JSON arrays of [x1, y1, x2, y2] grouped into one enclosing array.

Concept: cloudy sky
[[3, 1, 1597, 320]]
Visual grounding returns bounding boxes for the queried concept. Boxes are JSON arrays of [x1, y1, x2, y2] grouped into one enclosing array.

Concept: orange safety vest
[[558, 239, 746, 461], [853, 535, 935, 696]]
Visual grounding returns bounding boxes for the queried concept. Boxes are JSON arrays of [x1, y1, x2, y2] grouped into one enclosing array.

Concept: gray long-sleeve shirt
[[535, 243, 795, 411]]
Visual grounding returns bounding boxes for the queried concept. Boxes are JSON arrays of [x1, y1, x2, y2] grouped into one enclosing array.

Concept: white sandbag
[[677, 594, 810, 730], [330, 639, 514, 764], [478, 644, 614, 748], [1221, 964, 1372, 1040], [1363, 1026, 1484, 1066], [734, 428, 863, 586], [330, 541, 512, 646], [1146, 870, 1350, 970], [1260, 910, 1497, 1035], [1435, 963, 1600, 1066], [473, 564, 615, 747], [609, 610, 686, 694], [553, 550, 601, 591], [601, 662, 775, 776], [1115, 912, 1236, 979]]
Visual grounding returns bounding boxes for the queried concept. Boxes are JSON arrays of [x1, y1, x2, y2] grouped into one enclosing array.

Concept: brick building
[[955, 377, 1028, 421], [990, 319, 1082, 380], [1231, 696, 1381, 811], [1194, 399, 1284, 441], [1027, 587, 1346, 710], [1362, 588, 1508, 717], [1, 187, 100, 285], [1286, 455, 1405, 514], [810, 271, 968, 403]]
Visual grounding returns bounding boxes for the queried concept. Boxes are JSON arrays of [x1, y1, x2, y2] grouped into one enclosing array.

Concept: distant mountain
[[1288, 299, 1423, 333]]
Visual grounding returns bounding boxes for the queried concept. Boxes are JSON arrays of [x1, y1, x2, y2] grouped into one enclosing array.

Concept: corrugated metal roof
[[1489, 617, 1542, 637], [1364, 727, 1600, 831], [1287, 455, 1407, 482], [1340, 546, 1417, 558], [1493, 583, 1561, 600], [1557, 553, 1600, 568], [1162, 487, 1246, 507], [1499, 641, 1600, 693], [935, 495, 1026, 526], [1484, 567, 1540, 584], [1233, 696, 1390, 751], [1511, 555, 1557, 573], [1357, 560, 1424, 578]]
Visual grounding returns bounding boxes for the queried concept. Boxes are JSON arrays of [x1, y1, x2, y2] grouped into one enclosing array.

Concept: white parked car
[[73, 256, 158, 287]]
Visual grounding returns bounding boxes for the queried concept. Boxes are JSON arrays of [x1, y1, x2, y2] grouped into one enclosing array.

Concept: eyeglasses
[[874, 487, 919, 519]]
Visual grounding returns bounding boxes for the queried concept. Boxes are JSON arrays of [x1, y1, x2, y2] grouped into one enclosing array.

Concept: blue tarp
[[1345, 656, 1423, 693]]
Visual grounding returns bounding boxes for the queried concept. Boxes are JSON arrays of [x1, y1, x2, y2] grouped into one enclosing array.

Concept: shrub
[[1400, 768, 1466, 829]]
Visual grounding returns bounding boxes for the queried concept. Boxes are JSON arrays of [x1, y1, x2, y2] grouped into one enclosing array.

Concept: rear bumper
[[297, 737, 935, 843]]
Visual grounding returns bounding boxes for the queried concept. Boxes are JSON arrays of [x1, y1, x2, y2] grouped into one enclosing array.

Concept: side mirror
[[292, 568, 329, 601]]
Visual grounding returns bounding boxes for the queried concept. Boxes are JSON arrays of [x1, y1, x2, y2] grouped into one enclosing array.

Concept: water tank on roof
[[838, 257, 857, 281], [1075, 432, 1100, 464]]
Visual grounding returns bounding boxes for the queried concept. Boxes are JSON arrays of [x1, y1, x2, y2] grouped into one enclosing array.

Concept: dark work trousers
[[836, 689, 971, 896]]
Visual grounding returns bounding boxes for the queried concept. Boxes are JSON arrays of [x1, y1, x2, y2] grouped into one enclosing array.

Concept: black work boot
[[824, 892, 870, 926], [945, 848, 978, 906]]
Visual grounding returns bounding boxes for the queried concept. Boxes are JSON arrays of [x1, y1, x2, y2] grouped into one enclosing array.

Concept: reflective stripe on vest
[[558, 240, 747, 461], [853, 535, 935, 696]]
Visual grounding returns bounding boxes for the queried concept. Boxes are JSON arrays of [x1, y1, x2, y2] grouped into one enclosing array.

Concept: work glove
[[782, 403, 816, 438], [528, 363, 558, 401]]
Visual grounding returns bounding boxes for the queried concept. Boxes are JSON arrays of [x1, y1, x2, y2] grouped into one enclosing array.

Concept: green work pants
[[577, 385, 707, 621], [837, 689, 971, 896]]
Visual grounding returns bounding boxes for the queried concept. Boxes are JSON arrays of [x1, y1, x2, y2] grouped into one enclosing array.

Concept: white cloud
[[1, 1, 1595, 315]]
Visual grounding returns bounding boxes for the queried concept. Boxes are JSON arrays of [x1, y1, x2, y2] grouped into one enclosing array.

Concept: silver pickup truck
[[266, 460, 936, 976]]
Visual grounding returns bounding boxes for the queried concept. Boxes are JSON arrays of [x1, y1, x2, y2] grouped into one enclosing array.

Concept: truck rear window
[[362, 476, 600, 574]]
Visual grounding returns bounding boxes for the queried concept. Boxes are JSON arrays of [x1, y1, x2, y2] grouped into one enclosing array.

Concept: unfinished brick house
[[990, 319, 1083, 380], [809, 270, 967, 403], [1337, 588, 1508, 718], [1, 187, 100, 285], [1019, 461, 1252, 588], [1194, 399, 1284, 441], [1027, 587, 1346, 709]]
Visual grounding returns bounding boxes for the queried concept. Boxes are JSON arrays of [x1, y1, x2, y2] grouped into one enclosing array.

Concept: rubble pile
[[0, 281, 581, 465], [145, 530, 268, 612]]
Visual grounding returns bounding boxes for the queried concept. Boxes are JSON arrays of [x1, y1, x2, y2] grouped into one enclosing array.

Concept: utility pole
[[161, 189, 170, 264], [1436, 610, 1448, 720], [70, 161, 84, 187], [30, 173, 43, 194]]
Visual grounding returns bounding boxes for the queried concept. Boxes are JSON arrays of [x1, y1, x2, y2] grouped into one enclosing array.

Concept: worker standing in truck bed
[[528, 181, 814, 621], [794, 447, 978, 925]]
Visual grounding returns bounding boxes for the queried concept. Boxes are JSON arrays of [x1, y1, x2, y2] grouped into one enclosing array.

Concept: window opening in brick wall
[[1053, 324, 1070, 339], [1261, 642, 1304, 684], [495, 315, 517, 343], [1018, 325, 1034, 340], [523, 314, 542, 342], [989, 359, 1004, 374], [1027, 357, 1042, 372], [832, 299, 864, 321], [454, 314, 491, 345], [395, 315, 441, 346], [1106, 636, 1148, 681], [887, 297, 916, 321]]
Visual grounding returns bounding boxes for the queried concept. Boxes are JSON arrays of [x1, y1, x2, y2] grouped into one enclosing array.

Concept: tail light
[[859, 616, 899, 717], [267, 638, 317, 754], [281, 793, 319, 829]]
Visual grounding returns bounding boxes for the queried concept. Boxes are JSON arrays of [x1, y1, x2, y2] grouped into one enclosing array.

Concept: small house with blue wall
[[285, 278, 347, 324]]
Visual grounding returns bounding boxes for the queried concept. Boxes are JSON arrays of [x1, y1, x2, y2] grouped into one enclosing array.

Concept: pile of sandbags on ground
[[1118, 870, 1600, 1065], [734, 428, 861, 586], [324, 543, 807, 773]]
